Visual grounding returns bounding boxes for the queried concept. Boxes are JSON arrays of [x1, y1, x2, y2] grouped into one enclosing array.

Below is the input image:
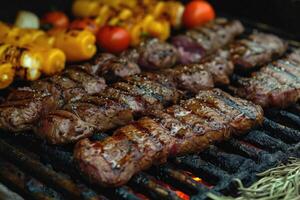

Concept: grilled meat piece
[[136, 39, 178, 70], [76, 53, 141, 82], [236, 50, 300, 108], [163, 64, 214, 93], [136, 49, 232, 94], [230, 33, 288, 69], [36, 78, 181, 144], [36, 96, 134, 144], [0, 69, 106, 132], [100, 57, 141, 82], [74, 89, 263, 187], [172, 18, 244, 64], [202, 49, 234, 85]]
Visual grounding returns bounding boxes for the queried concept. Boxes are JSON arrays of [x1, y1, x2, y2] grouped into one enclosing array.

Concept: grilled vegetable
[[152, 1, 184, 28], [72, 0, 102, 17], [97, 26, 130, 53], [41, 11, 70, 29], [50, 29, 96, 61], [33, 46, 66, 75], [0, 63, 15, 89], [0, 43, 66, 83], [69, 18, 99, 35], [0, 44, 42, 81], [15, 10, 40, 29], [183, 1, 215, 29], [72, 0, 184, 45], [0, 27, 54, 48]]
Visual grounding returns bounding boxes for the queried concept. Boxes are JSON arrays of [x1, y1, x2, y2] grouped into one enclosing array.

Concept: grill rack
[[0, 109, 299, 200], [1, 19, 300, 200]]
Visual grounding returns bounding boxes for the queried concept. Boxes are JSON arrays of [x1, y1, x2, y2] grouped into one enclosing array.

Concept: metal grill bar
[[243, 130, 290, 152], [0, 157, 64, 200], [0, 139, 104, 200], [263, 117, 300, 143]]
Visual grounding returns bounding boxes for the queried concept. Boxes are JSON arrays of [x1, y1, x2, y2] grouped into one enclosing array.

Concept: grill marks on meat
[[36, 96, 134, 144], [137, 49, 233, 92], [236, 50, 300, 108], [230, 33, 288, 69], [35, 77, 181, 144], [0, 69, 106, 132], [172, 18, 244, 64], [77, 53, 141, 83], [74, 89, 263, 187], [34, 48, 241, 144], [135, 38, 178, 70]]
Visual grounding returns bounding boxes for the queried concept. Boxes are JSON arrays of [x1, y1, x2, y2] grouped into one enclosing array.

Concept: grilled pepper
[[30, 46, 66, 76], [0, 43, 66, 82], [50, 29, 96, 62], [0, 27, 54, 48], [0, 63, 15, 89], [0, 44, 43, 81]]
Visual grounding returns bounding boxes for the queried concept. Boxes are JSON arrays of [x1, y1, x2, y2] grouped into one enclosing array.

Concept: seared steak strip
[[236, 49, 300, 108], [77, 53, 141, 83], [35, 77, 181, 144], [230, 32, 287, 70], [0, 68, 106, 132], [122, 38, 178, 70], [172, 18, 244, 64], [34, 49, 238, 144], [139, 49, 233, 90], [74, 89, 263, 187]]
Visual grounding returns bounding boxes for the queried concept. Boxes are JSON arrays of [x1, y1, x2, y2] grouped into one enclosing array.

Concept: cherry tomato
[[96, 26, 131, 54], [69, 18, 99, 35], [183, 1, 215, 29], [41, 11, 69, 29]]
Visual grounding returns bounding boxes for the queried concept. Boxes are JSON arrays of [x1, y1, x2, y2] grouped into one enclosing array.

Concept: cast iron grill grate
[[0, 107, 299, 200]]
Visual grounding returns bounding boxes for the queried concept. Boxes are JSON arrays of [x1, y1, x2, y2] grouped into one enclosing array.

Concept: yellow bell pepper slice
[[72, 0, 100, 17], [0, 63, 15, 89], [51, 29, 96, 62]]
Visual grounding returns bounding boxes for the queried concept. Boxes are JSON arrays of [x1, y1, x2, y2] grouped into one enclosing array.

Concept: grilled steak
[[172, 18, 244, 64], [36, 96, 135, 144], [236, 50, 300, 107], [136, 39, 178, 70], [0, 68, 106, 132], [136, 49, 232, 94], [79, 53, 141, 83], [230, 33, 288, 70], [35, 78, 181, 144], [74, 89, 263, 187]]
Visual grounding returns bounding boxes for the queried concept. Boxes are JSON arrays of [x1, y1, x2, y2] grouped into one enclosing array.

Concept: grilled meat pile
[[35, 52, 235, 144], [172, 18, 244, 64], [36, 76, 182, 144], [0, 18, 245, 141], [236, 49, 300, 108], [74, 89, 264, 187], [230, 33, 287, 70], [0, 67, 107, 132]]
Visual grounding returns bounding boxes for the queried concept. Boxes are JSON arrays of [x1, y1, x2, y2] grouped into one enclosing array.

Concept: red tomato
[[41, 11, 69, 29], [183, 1, 215, 29], [69, 18, 99, 35], [96, 26, 131, 54]]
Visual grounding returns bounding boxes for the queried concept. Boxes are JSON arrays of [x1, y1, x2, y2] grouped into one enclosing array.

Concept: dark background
[[1, 0, 300, 39]]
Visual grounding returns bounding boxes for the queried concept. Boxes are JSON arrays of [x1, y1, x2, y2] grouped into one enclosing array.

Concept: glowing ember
[[192, 177, 202, 182], [155, 180, 190, 200], [183, 170, 214, 189], [175, 190, 190, 200]]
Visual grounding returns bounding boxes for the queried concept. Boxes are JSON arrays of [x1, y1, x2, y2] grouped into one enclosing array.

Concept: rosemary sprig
[[207, 158, 300, 200]]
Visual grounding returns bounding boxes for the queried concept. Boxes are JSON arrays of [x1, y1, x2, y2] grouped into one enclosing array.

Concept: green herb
[[207, 158, 300, 200]]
